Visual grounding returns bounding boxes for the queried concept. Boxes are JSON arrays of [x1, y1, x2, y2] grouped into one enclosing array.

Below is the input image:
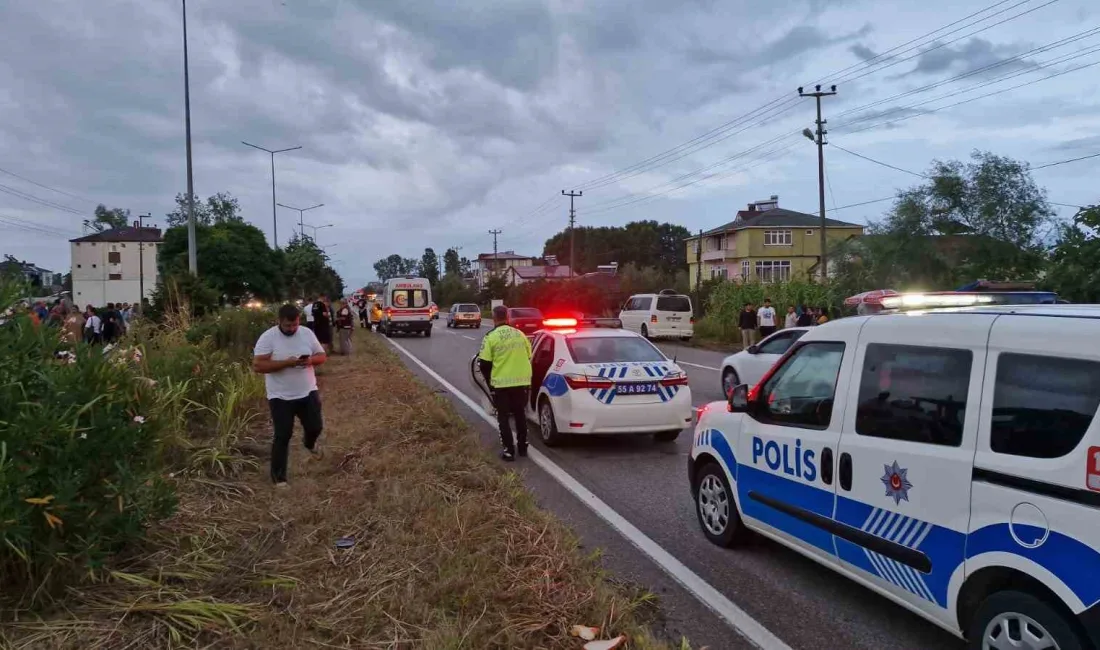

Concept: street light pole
[[181, 0, 197, 275], [276, 202, 324, 238], [302, 223, 333, 240], [799, 84, 837, 281], [241, 141, 302, 248]]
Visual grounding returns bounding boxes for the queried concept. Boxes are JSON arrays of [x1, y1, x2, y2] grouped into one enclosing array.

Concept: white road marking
[[385, 337, 791, 650], [462, 335, 477, 341], [678, 361, 721, 372]]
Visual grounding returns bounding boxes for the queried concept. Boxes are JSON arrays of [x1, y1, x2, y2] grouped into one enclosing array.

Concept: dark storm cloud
[[904, 38, 1035, 77], [850, 44, 879, 61]]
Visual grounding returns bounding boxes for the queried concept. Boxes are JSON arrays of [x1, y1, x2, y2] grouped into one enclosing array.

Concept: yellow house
[[685, 196, 864, 289]]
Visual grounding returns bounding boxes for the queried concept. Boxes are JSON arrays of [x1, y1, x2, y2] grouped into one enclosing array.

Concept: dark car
[[506, 307, 544, 337]]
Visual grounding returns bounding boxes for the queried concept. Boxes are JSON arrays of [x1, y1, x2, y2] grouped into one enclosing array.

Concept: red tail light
[[650, 315, 658, 323], [564, 373, 614, 390], [659, 371, 689, 387], [690, 316, 695, 325]]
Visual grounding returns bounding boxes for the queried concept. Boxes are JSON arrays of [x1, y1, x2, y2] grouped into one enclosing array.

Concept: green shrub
[[0, 319, 175, 597], [186, 308, 273, 360]]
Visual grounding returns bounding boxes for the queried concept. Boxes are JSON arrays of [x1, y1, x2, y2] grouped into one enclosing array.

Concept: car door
[[832, 315, 990, 621], [735, 338, 852, 562], [746, 329, 806, 385], [530, 334, 556, 413], [619, 298, 639, 333]]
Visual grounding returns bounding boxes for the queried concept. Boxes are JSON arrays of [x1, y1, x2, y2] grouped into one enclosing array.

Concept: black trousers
[[268, 391, 323, 483], [759, 326, 776, 338], [493, 386, 529, 453]]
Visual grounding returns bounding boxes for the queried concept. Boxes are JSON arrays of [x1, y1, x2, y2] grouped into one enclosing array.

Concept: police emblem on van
[[880, 461, 913, 505]]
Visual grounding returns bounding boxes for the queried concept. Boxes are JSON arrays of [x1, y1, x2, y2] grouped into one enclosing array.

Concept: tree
[[84, 205, 129, 233], [434, 273, 476, 306], [1046, 205, 1100, 302], [159, 219, 284, 303], [420, 248, 440, 285], [542, 220, 691, 274], [165, 191, 244, 228], [372, 254, 419, 281], [443, 248, 461, 276]]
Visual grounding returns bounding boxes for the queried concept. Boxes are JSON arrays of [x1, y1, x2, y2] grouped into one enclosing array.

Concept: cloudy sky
[[2, 0, 1098, 286]]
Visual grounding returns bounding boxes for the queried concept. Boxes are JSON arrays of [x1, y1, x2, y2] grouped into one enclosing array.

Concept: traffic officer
[[478, 305, 533, 461]]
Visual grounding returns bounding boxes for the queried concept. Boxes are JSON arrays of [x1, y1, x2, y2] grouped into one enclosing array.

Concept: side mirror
[[746, 345, 758, 354], [728, 384, 751, 413]]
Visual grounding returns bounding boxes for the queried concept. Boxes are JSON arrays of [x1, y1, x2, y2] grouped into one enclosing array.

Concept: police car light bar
[[543, 317, 578, 328], [880, 292, 997, 310], [542, 317, 623, 330]]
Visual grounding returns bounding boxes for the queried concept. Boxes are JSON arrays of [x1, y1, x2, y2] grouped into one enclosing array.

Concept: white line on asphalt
[[462, 335, 477, 341], [678, 361, 721, 372], [385, 337, 791, 650]]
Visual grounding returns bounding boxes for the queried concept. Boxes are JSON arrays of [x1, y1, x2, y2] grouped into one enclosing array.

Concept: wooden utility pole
[[799, 84, 837, 281], [695, 228, 703, 289], [562, 190, 582, 277], [487, 229, 502, 286]]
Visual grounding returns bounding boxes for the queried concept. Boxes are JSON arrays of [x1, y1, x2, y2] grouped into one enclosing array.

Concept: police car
[[525, 317, 693, 446], [689, 298, 1100, 649]]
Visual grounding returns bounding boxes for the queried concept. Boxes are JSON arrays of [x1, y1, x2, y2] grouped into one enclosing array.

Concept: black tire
[[722, 367, 740, 397], [655, 430, 681, 442], [641, 324, 650, 339], [693, 461, 749, 547], [966, 590, 1085, 650], [537, 397, 565, 447], [681, 336, 692, 342], [424, 328, 432, 338]]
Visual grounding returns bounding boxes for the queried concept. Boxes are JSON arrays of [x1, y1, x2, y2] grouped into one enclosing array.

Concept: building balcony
[[700, 249, 735, 262]]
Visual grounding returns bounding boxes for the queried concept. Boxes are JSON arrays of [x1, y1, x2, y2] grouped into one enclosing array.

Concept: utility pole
[[695, 228, 703, 289], [488, 229, 502, 285], [242, 141, 302, 248], [181, 0, 197, 275], [799, 84, 837, 281], [562, 190, 582, 277], [137, 213, 151, 313]]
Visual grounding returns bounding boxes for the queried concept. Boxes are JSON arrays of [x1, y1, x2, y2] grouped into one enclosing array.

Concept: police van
[[379, 276, 433, 337], [689, 299, 1100, 649]]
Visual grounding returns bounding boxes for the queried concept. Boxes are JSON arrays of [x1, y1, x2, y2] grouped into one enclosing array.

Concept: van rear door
[[655, 294, 693, 335]]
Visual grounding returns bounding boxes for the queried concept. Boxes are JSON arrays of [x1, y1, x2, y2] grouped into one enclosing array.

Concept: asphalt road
[[380, 320, 962, 650]]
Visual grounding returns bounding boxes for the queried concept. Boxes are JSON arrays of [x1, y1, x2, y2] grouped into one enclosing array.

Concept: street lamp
[[241, 141, 302, 248], [276, 202, 324, 239], [303, 223, 333, 239]]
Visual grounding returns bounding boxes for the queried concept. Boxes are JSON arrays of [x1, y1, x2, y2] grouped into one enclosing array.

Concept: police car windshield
[[567, 336, 665, 363]]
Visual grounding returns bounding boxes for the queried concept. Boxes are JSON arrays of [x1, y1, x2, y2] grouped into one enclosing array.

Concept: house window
[[754, 260, 791, 281], [740, 260, 750, 280], [76, 264, 82, 268], [710, 267, 728, 280], [763, 230, 792, 246], [92, 264, 97, 268], [108, 273, 122, 280], [108, 252, 121, 263], [806, 229, 814, 236]]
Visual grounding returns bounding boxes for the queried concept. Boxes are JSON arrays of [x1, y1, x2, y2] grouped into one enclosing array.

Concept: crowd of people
[[18, 298, 136, 345], [738, 299, 830, 349], [301, 294, 359, 356]]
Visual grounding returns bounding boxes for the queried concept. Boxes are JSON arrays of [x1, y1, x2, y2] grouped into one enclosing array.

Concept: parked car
[[618, 290, 693, 340], [719, 327, 809, 396]]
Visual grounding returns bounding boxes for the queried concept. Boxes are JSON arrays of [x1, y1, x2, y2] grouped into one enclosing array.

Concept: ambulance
[[689, 298, 1100, 649], [379, 276, 433, 337]]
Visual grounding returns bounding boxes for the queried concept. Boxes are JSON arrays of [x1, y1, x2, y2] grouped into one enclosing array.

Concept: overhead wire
[[0, 183, 85, 216], [0, 166, 96, 205]]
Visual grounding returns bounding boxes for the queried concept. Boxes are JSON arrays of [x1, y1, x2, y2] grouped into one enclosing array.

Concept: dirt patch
[[1, 330, 687, 649]]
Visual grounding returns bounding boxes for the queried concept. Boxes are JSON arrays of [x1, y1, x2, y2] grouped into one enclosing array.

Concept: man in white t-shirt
[[252, 303, 328, 487], [757, 298, 777, 338]]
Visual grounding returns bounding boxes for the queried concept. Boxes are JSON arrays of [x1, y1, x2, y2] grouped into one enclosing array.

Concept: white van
[[380, 276, 433, 337], [690, 301, 1100, 649], [619, 290, 693, 341]]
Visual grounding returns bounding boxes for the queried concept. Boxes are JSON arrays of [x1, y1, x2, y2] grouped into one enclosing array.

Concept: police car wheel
[[968, 590, 1083, 650], [538, 398, 564, 447], [694, 462, 747, 547]]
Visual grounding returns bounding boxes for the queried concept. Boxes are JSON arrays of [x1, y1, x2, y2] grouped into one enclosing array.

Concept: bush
[[695, 279, 841, 343], [0, 318, 175, 596], [186, 308, 273, 359]]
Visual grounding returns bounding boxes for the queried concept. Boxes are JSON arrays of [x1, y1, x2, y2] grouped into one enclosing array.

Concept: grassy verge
[[2, 328, 687, 649]]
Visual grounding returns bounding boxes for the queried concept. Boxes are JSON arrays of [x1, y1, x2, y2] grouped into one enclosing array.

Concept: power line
[[0, 166, 96, 204], [831, 144, 929, 178], [0, 213, 80, 238], [0, 183, 85, 216], [1033, 151, 1100, 169]]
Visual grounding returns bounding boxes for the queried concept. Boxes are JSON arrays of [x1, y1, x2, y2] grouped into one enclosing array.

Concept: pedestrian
[[335, 299, 354, 355], [357, 300, 370, 330], [817, 306, 830, 325], [84, 306, 102, 344], [101, 302, 119, 342], [63, 306, 84, 345], [796, 304, 814, 327], [738, 302, 756, 350], [785, 305, 798, 329], [757, 298, 777, 338], [303, 296, 316, 331], [311, 294, 333, 354], [252, 303, 327, 488], [33, 301, 49, 322], [478, 305, 533, 462]]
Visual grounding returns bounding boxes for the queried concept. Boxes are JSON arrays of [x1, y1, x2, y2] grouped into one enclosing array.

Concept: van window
[[757, 342, 845, 429], [855, 344, 972, 447], [391, 289, 429, 308], [991, 353, 1100, 459], [633, 297, 653, 311], [656, 295, 691, 312]]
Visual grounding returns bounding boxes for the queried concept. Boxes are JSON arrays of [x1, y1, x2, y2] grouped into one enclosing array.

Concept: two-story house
[[70, 224, 162, 307], [476, 251, 534, 290], [686, 196, 864, 288]]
